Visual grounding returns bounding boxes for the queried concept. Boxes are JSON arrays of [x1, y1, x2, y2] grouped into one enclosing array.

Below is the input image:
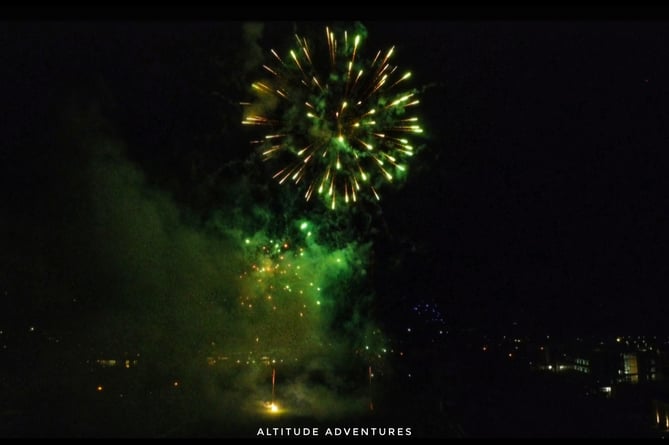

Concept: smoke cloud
[[0, 88, 385, 437]]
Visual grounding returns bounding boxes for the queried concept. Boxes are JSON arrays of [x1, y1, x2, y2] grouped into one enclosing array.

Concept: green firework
[[242, 24, 423, 210], [232, 218, 381, 365]]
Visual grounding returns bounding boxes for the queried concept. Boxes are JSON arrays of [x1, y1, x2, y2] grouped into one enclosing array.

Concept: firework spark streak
[[242, 24, 423, 210]]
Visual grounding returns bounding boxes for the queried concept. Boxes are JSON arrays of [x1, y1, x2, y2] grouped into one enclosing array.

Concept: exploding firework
[[233, 220, 355, 357], [242, 24, 423, 210]]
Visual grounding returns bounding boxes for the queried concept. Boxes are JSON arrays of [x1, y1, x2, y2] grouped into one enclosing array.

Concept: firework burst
[[242, 24, 423, 210]]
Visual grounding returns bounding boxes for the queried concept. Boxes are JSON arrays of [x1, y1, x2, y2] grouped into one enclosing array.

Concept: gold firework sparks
[[242, 24, 423, 210]]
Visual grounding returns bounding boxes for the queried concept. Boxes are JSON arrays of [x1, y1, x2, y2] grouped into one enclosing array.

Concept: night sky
[[2, 13, 669, 437]]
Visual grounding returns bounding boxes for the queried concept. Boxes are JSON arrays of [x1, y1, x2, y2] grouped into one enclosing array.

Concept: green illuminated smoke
[[5, 27, 405, 434], [227, 218, 369, 359], [17, 101, 392, 434], [207, 199, 390, 419]]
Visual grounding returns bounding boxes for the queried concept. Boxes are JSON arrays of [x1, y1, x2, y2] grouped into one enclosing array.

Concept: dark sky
[[2, 18, 669, 344], [375, 21, 669, 336]]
